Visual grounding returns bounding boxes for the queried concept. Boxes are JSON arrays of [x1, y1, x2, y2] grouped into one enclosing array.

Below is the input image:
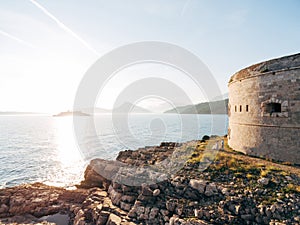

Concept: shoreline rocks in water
[[1, 136, 300, 225]]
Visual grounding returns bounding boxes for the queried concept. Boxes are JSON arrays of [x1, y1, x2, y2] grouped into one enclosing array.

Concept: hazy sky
[[1, 0, 299, 113]]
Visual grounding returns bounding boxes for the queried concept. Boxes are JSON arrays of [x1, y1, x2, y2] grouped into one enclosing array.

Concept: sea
[[0, 114, 228, 188]]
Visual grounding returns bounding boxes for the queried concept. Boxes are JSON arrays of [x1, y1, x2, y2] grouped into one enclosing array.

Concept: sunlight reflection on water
[[44, 117, 86, 187], [0, 114, 228, 188], [55, 117, 83, 165]]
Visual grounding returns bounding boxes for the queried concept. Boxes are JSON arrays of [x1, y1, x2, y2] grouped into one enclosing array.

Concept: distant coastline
[[0, 112, 43, 115]]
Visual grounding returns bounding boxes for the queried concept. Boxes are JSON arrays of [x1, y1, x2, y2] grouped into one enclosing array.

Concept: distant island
[[53, 111, 90, 117], [164, 99, 228, 114]]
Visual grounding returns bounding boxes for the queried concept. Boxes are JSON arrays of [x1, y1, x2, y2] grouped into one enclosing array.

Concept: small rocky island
[[53, 111, 90, 117], [0, 137, 299, 225]]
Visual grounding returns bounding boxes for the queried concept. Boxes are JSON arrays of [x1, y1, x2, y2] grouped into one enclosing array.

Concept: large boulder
[[77, 159, 125, 189]]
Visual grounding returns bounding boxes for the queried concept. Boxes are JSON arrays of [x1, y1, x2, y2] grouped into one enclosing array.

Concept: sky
[[0, 0, 299, 113]]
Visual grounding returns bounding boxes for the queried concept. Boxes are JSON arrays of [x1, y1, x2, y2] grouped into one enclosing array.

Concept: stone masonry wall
[[228, 60, 300, 164]]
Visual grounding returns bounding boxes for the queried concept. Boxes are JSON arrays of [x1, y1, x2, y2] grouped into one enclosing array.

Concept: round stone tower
[[228, 53, 300, 164]]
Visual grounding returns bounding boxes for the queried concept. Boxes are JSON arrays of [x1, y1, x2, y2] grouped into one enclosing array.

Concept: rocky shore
[[1, 137, 300, 225]]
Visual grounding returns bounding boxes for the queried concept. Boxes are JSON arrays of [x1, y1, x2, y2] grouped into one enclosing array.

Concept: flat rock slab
[[39, 213, 69, 225]]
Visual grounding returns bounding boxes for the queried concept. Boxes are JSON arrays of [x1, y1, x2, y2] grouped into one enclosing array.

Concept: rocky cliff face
[[0, 138, 300, 225]]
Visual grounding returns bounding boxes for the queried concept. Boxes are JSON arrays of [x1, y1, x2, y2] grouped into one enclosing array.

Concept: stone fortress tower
[[228, 53, 300, 164]]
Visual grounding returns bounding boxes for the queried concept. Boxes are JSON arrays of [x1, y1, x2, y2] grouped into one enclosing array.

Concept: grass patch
[[246, 173, 256, 180], [260, 170, 269, 177], [185, 137, 298, 185], [282, 184, 300, 194], [279, 171, 290, 176]]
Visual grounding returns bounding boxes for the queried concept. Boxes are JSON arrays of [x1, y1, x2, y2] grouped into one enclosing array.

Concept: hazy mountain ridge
[[164, 99, 228, 114], [82, 102, 152, 114], [113, 102, 152, 113]]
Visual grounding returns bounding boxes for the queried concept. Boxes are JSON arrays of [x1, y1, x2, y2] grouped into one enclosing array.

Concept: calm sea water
[[0, 114, 228, 188]]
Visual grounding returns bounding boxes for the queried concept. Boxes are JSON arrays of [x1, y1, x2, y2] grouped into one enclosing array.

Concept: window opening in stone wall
[[266, 103, 281, 115], [246, 105, 249, 112], [240, 105, 242, 112], [235, 106, 237, 112]]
